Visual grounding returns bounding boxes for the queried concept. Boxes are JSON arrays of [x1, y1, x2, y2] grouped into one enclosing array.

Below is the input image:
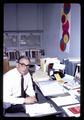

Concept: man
[[3, 56, 37, 113]]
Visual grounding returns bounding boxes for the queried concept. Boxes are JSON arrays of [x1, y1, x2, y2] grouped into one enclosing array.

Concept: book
[[51, 95, 79, 106], [38, 80, 67, 96], [25, 102, 57, 117], [63, 82, 80, 90], [62, 104, 80, 117], [68, 106, 80, 114], [68, 88, 80, 102]]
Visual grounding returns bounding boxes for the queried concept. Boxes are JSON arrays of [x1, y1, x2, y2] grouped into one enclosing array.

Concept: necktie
[[21, 75, 24, 97]]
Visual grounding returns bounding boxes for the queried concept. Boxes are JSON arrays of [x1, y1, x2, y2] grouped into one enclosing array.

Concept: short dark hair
[[17, 56, 30, 63]]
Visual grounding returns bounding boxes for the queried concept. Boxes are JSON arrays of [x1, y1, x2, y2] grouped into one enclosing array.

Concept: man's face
[[17, 58, 30, 75]]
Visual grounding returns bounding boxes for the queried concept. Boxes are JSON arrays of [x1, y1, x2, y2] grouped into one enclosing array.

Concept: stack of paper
[[33, 69, 50, 82], [63, 82, 80, 90], [25, 102, 57, 117], [38, 81, 67, 96], [68, 88, 80, 102], [62, 74, 74, 83], [53, 63, 65, 70], [51, 95, 79, 106]]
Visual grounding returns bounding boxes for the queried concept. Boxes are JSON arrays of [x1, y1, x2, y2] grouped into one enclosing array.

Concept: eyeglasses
[[19, 62, 30, 67]]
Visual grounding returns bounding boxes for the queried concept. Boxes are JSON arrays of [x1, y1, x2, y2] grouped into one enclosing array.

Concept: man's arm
[[24, 96, 37, 104]]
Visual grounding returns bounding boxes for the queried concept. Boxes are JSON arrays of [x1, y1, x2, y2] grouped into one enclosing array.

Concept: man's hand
[[24, 96, 37, 104]]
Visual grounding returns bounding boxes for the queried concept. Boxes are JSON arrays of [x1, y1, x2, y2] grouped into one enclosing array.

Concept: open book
[[25, 102, 57, 117], [62, 104, 80, 117], [51, 95, 79, 106], [38, 80, 67, 96]]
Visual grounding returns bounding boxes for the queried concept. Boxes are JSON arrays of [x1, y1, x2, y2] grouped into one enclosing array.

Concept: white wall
[[4, 4, 17, 30], [4, 3, 43, 31], [43, 4, 80, 61], [4, 3, 80, 61]]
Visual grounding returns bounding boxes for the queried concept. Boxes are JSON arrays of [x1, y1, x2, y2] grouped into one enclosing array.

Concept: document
[[25, 102, 57, 117], [38, 81, 67, 96], [33, 70, 50, 82], [63, 82, 80, 90], [68, 88, 80, 102], [62, 74, 74, 83], [53, 63, 65, 70], [69, 88, 80, 96], [62, 104, 80, 117], [51, 95, 79, 106]]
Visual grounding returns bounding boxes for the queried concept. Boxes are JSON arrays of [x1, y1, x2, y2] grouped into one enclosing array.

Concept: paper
[[63, 82, 80, 90], [62, 74, 80, 90], [51, 95, 79, 106], [62, 74, 74, 83], [25, 102, 57, 117], [62, 104, 80, 117], [53, 63, 65, 70], [33, 69, 50, 82], [38, 81, 67, 96], [68, 88, 80, 101]]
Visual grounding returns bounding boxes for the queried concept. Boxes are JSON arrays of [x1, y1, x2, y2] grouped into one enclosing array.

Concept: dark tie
[[21, 75, 24, 97]]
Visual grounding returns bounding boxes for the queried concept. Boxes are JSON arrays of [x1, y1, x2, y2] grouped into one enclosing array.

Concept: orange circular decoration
[[62, 32, 69, 43], [63, 34, 69, 43]]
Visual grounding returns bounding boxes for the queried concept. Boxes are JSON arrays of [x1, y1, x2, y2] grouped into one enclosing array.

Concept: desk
[[4, 74, 80, 117], [33, 74, 80, 117], [4, 82, 63, 117]]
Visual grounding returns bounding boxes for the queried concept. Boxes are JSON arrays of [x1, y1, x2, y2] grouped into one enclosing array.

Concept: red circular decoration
[[62, 20, 69, 32], [60, 38, 66, 51], [61, 14, 67, 24]]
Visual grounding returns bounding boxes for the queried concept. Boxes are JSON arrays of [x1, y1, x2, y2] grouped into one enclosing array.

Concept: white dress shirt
[[3, 68, 35, 109]]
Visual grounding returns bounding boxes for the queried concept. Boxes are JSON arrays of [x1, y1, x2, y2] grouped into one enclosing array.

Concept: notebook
[[62, 104, 80, 117]]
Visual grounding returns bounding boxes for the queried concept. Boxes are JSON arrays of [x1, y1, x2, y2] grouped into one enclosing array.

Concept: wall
[[4, 4, 17, 30], [4, 3, 80, 61], [43, 4, 80, 61], [4, 3, 44, 50], [4, 3, 43, 31]]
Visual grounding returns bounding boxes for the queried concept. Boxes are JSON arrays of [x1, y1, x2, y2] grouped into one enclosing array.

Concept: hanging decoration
[[60, 3, 71, 52]]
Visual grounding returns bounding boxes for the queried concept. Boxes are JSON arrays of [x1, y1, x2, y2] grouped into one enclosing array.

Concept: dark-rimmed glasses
[[19, 62, 30, 67]]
